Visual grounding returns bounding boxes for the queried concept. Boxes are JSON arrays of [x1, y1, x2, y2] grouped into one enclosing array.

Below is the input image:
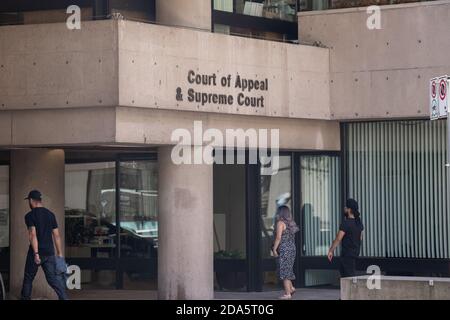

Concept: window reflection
[[119, 161, 158, 259], [260, 155, 291, 290], [65, 160, 159, 290], [65, 162, 117, 288], [119, 161, 158, 290], [301, 156, 340, 257], [260, 155, 292, 258], [214, 0, 297, 22], [65, 163, 116, 250]]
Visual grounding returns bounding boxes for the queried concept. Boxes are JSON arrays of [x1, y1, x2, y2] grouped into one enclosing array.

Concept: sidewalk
[[67, 288, 340, 300]]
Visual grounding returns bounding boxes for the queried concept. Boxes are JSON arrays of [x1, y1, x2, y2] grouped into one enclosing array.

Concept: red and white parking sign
[[430, 77, 439, 120], [438, 76, 449, 117], [431, 76, 449, 119]]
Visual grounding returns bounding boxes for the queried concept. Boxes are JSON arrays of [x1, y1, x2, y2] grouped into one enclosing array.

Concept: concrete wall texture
[[0, 20, 118, 111], [0, 18, 338, 150], [341, 276, 450, 300], [117, 19, 331, 120], [299, 0, 450, 120]]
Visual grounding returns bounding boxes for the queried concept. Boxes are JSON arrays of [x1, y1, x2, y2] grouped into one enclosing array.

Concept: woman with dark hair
[[328, 199, 364, 277], [271, 205, 299, 299]]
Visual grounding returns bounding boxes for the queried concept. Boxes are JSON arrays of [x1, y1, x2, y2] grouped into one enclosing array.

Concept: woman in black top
[[328, 199, 364, 277]]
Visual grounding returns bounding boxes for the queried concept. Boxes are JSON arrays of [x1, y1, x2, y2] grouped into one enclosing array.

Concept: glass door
[[299, 155, 341, 287], [260, 155, 292, 291], [119, 160, 158, 290], [65, 162, 117, 289], [65, 154, 158, 290]]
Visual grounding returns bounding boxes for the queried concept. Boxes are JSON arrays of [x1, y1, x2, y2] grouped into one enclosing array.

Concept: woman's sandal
[[291, 289, 296, 296], [279, 294, 292, 300]]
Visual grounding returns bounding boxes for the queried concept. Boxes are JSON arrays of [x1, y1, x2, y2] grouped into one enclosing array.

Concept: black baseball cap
[[346, 198, 359, 213], [24, 190, 42, 201]]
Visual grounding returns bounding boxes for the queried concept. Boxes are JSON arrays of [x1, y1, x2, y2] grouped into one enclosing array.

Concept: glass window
[[65, 162, 117, 289], [110, 0, 155, 22], [346, 120, 449, 259], [301, 155, 341, 257], [0, 166, 9, 296], [305, 269, 340, 287], [0, 1, 94, 26], [260, 155, 291, 290], [119, 161, 158, 290], [301, 155, 341, 287], [260, 155, 292, 258], [0, 0, 155, 26], [214, 0, 297, 22], [214, 23, 288, 41], [119, 161, 158, 258]]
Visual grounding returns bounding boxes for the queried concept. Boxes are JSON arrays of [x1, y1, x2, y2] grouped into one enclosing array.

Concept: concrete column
[[10, 149, 65, 300], [158, 146, 213, 300], [156, 0, 212, 31]]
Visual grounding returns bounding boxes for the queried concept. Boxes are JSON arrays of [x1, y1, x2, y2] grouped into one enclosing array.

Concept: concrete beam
[[0, 107, 116, 147], [115, 107, 341, 151]]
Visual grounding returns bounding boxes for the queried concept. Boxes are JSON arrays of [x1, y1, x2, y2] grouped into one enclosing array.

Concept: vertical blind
[[346, 120, 450, 258], [302, 156, 341, 256]]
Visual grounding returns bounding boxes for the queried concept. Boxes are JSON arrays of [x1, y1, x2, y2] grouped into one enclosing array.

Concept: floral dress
[[276, 228, 296, 280]]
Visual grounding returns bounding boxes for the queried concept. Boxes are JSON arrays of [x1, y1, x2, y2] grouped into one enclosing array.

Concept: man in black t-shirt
[[20, 190, 67, 300], [327, 199, 364, 277]]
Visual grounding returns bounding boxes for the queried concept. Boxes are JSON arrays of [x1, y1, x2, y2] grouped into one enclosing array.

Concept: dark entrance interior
[[213, 151, 343, 292], [213, 163, 247, 291]]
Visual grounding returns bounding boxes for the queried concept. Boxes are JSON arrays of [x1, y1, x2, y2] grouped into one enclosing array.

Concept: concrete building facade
[[0, 0, 449, 300]]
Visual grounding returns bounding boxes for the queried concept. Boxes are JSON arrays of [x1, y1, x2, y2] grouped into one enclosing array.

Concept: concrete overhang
[[0, 19, 339, 150]]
